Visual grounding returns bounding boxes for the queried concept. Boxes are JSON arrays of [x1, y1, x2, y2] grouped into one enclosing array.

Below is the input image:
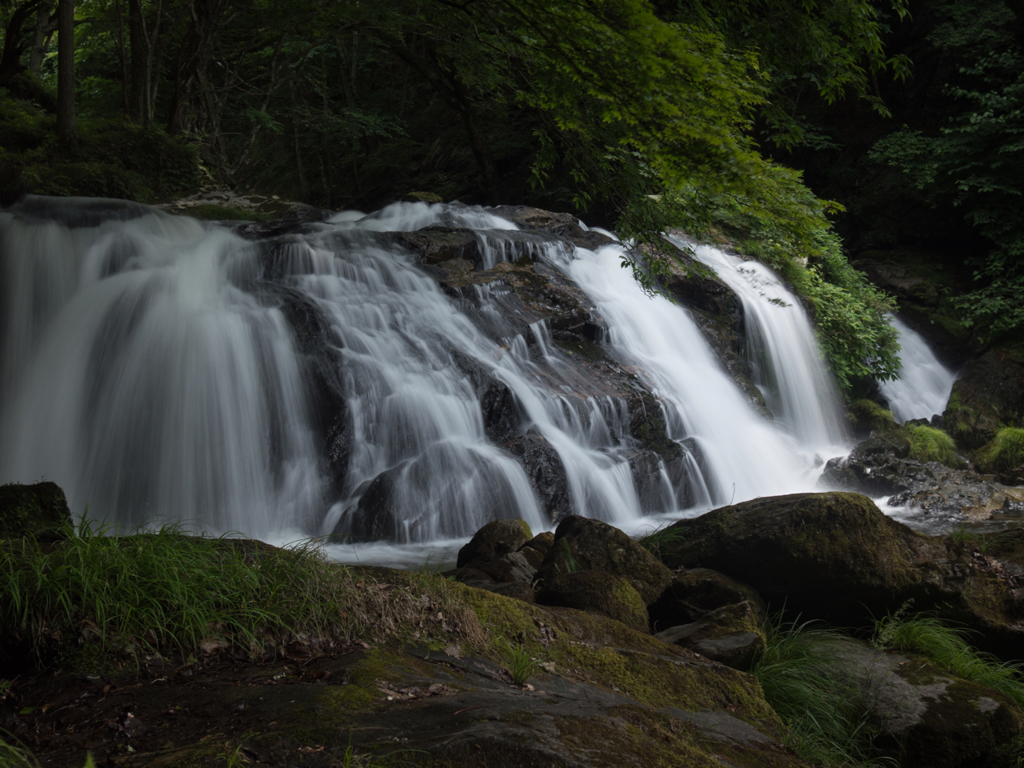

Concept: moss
[[905, 424, 962, 467], [846, 398, 897, 435], [975, 428, 1024, 474]]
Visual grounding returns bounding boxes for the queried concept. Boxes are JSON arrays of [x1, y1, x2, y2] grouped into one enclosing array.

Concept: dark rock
[[489, 205, 615, 251], [537, 570, 649, 633], [834, 643, 1023, 768], [457, 518, 531, 569], [536, 516, 672, 605], [0, 482, 72, 541], [328, 468, 400, 543], [655, 492, 1024, 659], [944, 348, 1024, 451], [654, 601, 765, 670], [472, 551, 538, 586], [505, 435, 573, 523], [648, 568, 765, 633], [394, 228, 481, 266]]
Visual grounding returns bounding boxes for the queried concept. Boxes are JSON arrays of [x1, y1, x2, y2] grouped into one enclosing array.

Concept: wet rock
[[654, 601, 765, 670], [0, 482, 72, 541], [505, 435, 573, 523], [648, 568, 765, 633], [520, 531, 554, 568], [537, 570, 649, 633], [328, 467, 400, 543], [457, 519, 532, 569], [394, 228, 481, 266], [490, 204, 615, 251], [536, 516, 672, 605], [819, 434, 916, 496], [655, 492, 1024, 659], [944, 348, 1024, 451]]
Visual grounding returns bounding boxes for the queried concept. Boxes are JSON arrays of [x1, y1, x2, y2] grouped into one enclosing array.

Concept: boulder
[[654, 601, 765, 670], [537, 570, 649, 633], [835, 643, 1023, 768], [536, 516, 672, 605], [648, 568, 765, 633], [0, 482, 72, 541], [655, 492, 1024, 658], [457, 518, 532, 569]]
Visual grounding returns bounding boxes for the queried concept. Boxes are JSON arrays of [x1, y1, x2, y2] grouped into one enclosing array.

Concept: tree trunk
[[29, 0, 56, 76], [56, 0, 76, 146], [128, 0, 147, 124], [113, 0, 129, 116], [0, 0, 45, 86]]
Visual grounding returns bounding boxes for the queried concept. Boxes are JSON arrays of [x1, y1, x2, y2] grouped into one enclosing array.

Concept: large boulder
[[537, 570, 649, 633], [655, 492, 1024, 658], [457, 518, 532, 569], [836, 643, 1023, 768], [648, 568, 765, 633], [535, 516, 672, 605], [0, 482, 72, 541]]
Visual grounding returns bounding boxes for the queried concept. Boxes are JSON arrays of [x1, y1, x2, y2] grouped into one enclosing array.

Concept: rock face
[[654, 601, 766, 670], [656, 492, 1024, 659], [0, 482, 72, 540], [944, 348, 1024, 451]]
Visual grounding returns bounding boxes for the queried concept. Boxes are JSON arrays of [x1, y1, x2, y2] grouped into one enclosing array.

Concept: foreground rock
[[656, 492, 1024, 659], [0, 481, 72, 540], [944, 347, 1024, 451]]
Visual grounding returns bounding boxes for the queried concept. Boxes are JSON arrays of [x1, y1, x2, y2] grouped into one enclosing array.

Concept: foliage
[[749, 617, 889, 766], [866, 0, 1024, 344], [976, 427, 1024, 473], [846, 399, 897, 433], [872, 612, 1024, 708], [635, 523, 688, 559], [904, 424, 960, 466]]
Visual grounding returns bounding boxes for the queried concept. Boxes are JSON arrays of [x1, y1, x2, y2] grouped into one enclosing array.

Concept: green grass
[[0, 521, 358, 666], [905, 424, 961, 466], [500, 638, 539, 685], [977, 427, 1024, 474], [872, 613, 1024, 708], [634, 523, 688, 560], [749, 618, 890, 767]]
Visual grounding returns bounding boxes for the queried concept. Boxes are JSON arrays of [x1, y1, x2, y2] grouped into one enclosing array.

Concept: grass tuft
[[501, 638, 539, 685], [977, 427, 1024, 474], [749, 618, 890, 767], [872, 612, 1024, 708]]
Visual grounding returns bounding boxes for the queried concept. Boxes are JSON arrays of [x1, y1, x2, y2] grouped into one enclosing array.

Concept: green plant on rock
[[500, 638, 539, 685], [872, 612, 1024, 708], [749, 617, 889, 767], [977, 428, 1024, 474], [905, 424, 961, 467]]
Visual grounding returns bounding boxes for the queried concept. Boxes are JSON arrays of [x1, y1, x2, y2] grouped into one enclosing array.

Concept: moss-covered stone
[[537, 570, 649, 634], [0, 482, 72, 541], [648, 568, 766, 632], [535, 516, 672, 605]]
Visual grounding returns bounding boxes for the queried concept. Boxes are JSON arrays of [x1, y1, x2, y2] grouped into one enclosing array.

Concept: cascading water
[[877, 316, 957, 423], [0, 196, 851, 552], [668, 236, 850, 457]]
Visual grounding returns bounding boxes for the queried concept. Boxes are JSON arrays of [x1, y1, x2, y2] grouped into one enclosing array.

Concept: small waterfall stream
[[878, 316, 957, 423], [1, 196, 855, 557]]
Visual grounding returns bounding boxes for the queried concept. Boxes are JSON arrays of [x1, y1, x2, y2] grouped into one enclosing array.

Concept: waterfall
[[0, 196, 850, 545], [878, 316, 957, 424]]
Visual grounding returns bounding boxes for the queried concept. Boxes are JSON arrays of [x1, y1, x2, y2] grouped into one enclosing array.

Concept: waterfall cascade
[[878, 316, 958, 424], [0, 196, 853, 548]]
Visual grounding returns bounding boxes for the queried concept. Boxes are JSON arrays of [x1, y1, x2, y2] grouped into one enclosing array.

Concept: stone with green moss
[[537, 570, 649, 633], [0, 482, 72, 541]]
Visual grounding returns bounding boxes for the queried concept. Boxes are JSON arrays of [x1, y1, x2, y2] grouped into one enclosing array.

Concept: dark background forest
[[1, 0, 1023, 359]]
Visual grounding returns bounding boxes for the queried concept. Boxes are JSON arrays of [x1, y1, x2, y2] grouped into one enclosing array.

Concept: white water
[[878, 316, 957, 423], [672, 237, 850, 457], [0, 197, 851, 555]]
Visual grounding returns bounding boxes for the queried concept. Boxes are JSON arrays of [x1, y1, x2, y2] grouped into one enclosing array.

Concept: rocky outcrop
[[654, 601, 766, 670], [655, 492, 1024, 659], [944, 347, 1024, 451]]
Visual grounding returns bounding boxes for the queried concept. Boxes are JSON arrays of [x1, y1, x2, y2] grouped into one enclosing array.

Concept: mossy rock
[[457, 518, 531, 568], [0, 482, 72, 541], [654, 601, 766, 670], [654, 493, 1024, 656], [648, 568, 765, 632], [846, 398, 898, 438], [943, 349, 1024, 452], [536, 516, 672, 605], [537, 570, 649, 633]]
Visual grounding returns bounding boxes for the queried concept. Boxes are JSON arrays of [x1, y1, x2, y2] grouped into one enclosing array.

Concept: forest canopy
[[1, 0, 918, 389]]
